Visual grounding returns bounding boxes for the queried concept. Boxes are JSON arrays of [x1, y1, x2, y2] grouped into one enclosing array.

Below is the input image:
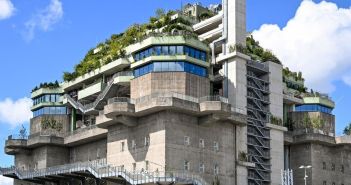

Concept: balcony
[[125, 34, 209, 58], [27, 131, 65, 147], [31, 87, 63, 99], [198, 96, 230, 113], [5, 135, 29, 155], [62, 58, 130, 91], [78, 80, 103, 100], [64, 125, 107, 146], [193, 11, 223, 34], [104, 97, 135, 118], [198, 24, 223, 42], [98, 93, 247, 127]]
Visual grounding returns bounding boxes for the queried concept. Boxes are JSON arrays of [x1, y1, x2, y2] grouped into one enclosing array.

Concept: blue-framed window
[[295, 104, 333, 114], [33, 106, 67, 117], [133, 45, 207, 62], [133, 61, 207, 78], [33, 94, 61, 106]]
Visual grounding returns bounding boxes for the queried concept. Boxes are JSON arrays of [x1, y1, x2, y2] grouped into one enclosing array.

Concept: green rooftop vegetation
[[343, 122, 351, 135], [229, 36, 281, 64], [32, 81, 60, 93], [62, 9, 197, 82]]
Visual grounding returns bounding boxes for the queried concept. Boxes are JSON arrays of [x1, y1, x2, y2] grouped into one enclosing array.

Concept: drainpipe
[[71, 108, 76, 132], [234, 125, 238, 185]]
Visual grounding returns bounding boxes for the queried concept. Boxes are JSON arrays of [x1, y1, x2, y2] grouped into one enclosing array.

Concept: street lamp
[[299, 165, 312, 185]]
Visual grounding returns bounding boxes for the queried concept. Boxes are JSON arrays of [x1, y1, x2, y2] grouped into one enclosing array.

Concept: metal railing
[[108, 97, 135, 105], [247, 60, 269, 72], [65, 71, 134, 113], [7, 135, 28, 140], [28, 130, 65, 139], [198, 96, 229, 104], [0, 159, 208, 185], [65, 124, 99, 137], [135, 92, 199, 104]]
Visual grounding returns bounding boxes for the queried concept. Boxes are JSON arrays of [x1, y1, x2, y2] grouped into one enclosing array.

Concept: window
[[332, 182, 335, 185], [132, 140, 136, 150], [162, 46, 169, 55], [133, 61, 207, 78], [214, 164, 219, 175], [295, 104, 333, 114], [176, 46, 184, 55], [322, 162, 326, 170], [323, 181, 326, 185], [331, 163, 335, 171], [169, 46, 176, 55], [199, 139, 205, 148], [184, 161, 190, 171], [144, 136, 150, 147], [184, 136, 190, 146], [155, 46, 162, 55], [341, 165, 344, 173], [214, 141, 219, 152], [121, 142, 125, 152], [199, 163, 205, 173]]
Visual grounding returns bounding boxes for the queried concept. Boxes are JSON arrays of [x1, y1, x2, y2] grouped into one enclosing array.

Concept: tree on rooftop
[[156, 8, 165, 18], [343, 123, 351, 135]]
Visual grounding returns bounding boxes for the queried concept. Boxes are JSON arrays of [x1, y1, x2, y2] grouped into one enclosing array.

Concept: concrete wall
[[268, 61, 283, 119], [131, 72, 210, 99], [14, 146, 69, 171], [164, 111, 237, 185], [105, 110, 241, 185], [310, 144, 351, 185], [227, 57, 247, 113], [30, 115, 70, 136], [289, 112, 335, 135], [69, 139, 107, 163], [106, 112, 166, 172], [289, 143, 312, 185]]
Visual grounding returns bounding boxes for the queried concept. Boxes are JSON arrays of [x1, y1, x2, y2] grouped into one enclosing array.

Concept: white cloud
[[0, 97, 32, 127], [0, 0, 15, 20], [24, 0, 63, 41], [252, 0, 351, 93], [0, 176, 13, 185], [343, 75, 351, 86]]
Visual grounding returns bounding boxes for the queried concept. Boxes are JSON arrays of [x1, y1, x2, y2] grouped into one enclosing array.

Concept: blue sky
[[0, 0, 350, 167]]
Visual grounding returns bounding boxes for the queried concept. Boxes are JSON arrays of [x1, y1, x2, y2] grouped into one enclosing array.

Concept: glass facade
[[33, 94, 61, 106], [33, 106, 67, 117], [133, 61, 207, 78], [295, 104, 333, 114], [134, 45, 207, 62]]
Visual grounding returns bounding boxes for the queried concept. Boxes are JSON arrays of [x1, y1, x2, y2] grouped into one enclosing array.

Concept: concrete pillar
[[268, 124, 288, 185], [227, 57, 247, 112], [268, 61, 283, 119], [226, 0, 247, 49]]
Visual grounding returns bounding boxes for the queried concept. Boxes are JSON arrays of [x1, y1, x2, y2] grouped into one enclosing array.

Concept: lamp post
[[299, 165, 312, 185]]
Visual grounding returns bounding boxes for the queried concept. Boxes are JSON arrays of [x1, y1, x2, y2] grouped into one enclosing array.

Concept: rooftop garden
[[62, 9, 197, 82], [31, 81, 60, 93], [229, 36, 281, 64]]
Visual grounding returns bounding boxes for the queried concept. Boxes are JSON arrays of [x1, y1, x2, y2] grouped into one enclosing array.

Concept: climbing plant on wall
[[41, 117, 63, 131]]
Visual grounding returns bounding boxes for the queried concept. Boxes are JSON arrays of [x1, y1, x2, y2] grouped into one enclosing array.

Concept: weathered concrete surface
[[131, 72, 210, 99]]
